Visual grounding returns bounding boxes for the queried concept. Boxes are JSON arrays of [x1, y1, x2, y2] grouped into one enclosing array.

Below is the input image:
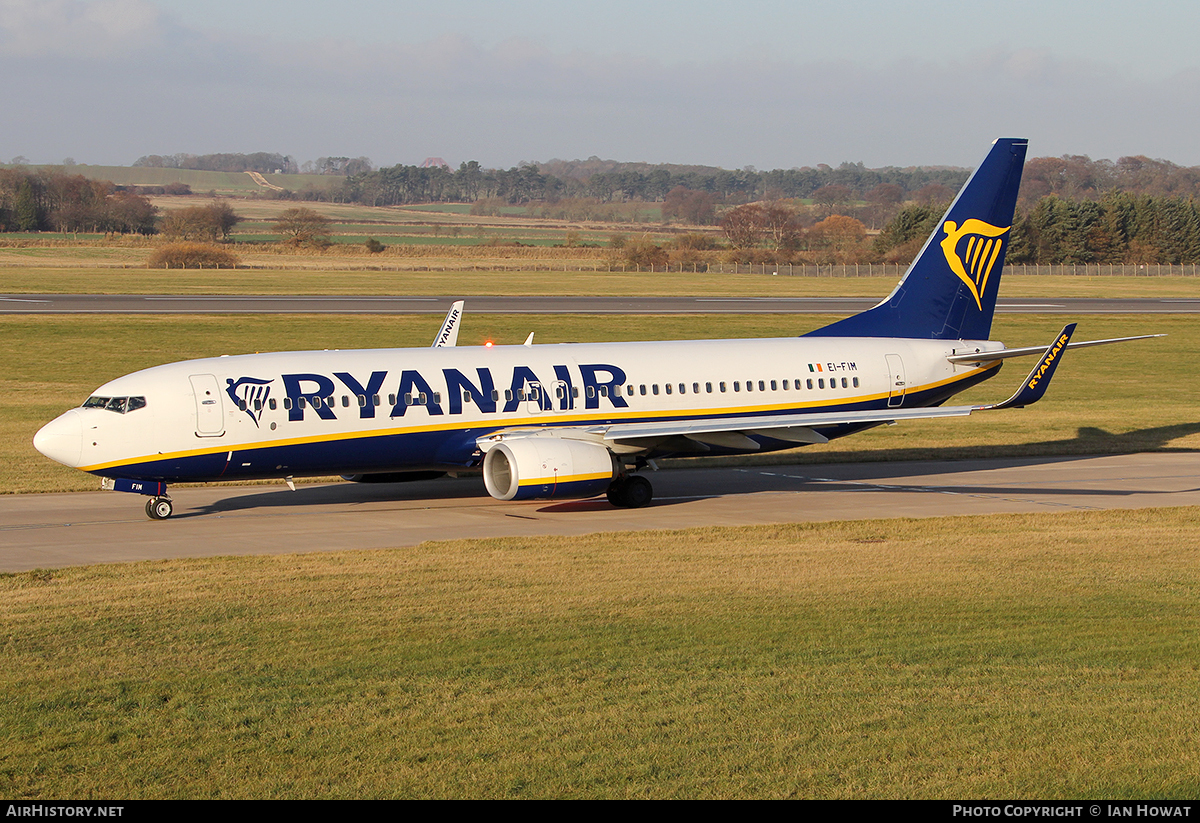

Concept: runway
[[2, 452, 1196, 572], [3, 294, 1199, 314]]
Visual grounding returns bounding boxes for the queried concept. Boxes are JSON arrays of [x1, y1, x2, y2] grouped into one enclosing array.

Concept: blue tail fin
[[808, 138, 1027, 340]]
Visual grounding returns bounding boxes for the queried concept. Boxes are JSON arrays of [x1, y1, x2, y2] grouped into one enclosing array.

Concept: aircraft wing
[[591, 406, 975, 451], [478, 325, 1086, 454]]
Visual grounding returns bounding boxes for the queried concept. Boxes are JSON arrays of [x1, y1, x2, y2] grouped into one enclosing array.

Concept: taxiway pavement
[[2, 452, 1195, 572]]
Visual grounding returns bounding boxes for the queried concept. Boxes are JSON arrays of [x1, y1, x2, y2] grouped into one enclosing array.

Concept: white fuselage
[[36, 335, 1002, 483]]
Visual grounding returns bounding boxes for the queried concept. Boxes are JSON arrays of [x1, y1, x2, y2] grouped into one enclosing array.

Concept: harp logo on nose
[[226, 377, 274, 426]]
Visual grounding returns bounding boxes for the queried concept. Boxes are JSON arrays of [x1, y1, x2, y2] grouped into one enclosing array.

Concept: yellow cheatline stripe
[[519, 470, 612, 488], [81, 365, 997, 473]]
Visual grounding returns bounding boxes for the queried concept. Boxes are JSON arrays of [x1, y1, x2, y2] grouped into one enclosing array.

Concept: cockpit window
[[82, 395, 146, 414]]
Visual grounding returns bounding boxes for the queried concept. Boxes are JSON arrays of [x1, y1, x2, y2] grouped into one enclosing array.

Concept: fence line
[[115, 261, 1200, 275]]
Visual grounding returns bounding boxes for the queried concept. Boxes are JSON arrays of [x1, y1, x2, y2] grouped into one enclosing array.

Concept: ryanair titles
[[262, 363, 629, 422], [1026, 332, 1069, 391]]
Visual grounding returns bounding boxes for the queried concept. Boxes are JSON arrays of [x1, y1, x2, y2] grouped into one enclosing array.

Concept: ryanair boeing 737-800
[[33, 139, 1158, 519]]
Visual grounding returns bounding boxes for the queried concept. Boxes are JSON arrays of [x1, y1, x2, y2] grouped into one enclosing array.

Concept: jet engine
[[483, 437, 619, 501]]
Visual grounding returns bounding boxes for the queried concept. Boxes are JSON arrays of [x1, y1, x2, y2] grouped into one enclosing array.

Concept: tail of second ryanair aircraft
[[808, 137, 1028, 341]]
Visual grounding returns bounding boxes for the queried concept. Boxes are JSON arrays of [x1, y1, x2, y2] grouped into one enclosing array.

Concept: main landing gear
[[606, 475, 653, 509], [145, 496, 174, 520]]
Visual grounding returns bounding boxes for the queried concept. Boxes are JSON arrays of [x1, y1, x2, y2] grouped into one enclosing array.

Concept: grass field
[[23, 164, 345, 195], [4, 313, 1192, 494], [3, 509, 1198, 798], [3, 266, 1196, 799], [2, 264, 1200, 297]]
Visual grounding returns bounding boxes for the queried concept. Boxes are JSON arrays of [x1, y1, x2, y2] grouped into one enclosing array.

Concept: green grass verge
[[3, 267, 1200, 297], [2, 509, 1198, 798], [3, 314, 1192, 494]]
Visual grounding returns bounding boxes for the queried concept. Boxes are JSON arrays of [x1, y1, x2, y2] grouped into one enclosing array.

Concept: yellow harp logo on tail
[[939, 219, 1010, 310]]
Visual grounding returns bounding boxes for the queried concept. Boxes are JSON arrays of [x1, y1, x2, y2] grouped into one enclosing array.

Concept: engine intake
[[483, 437, 619, 501]]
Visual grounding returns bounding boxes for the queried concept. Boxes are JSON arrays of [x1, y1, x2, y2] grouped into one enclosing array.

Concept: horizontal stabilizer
[[948, 333, 1164, 365]]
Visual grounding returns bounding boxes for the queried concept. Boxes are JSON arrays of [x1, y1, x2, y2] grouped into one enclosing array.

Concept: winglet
[[979, 323, 1076, 410], [432, 300, 464, 348]]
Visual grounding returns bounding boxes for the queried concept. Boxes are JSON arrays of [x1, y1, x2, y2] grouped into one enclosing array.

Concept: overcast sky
[[3, 0, 1199, 170]]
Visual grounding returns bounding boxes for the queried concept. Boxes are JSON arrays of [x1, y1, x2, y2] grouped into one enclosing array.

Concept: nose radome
[[34, 409, 83, 468]]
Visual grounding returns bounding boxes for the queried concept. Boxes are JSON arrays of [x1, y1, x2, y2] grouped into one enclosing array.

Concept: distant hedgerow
[[147, 243, 240, 269]]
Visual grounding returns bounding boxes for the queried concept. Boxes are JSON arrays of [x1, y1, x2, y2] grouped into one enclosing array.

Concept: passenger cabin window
[[665, 384, 672, 395]]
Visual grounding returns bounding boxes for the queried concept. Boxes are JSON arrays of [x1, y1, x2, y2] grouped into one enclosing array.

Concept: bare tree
[[273, 207, 332, 245]]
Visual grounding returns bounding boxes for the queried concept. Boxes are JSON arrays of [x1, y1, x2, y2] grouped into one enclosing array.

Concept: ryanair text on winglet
[[1026, 332, 1070, 391]]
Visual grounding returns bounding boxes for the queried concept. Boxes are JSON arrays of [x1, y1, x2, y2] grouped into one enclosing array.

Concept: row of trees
[[0, 169, 156, 234], [714, 191, 1200, 266], [0, 168, 331, 244], [133, 153, 376, 177], [115, 149, 1200, 213], [307, 160, 971, 209], [1010, 192, 1200, 265], [134, 152, 298, 174], [1019, 155, 1200, 206]]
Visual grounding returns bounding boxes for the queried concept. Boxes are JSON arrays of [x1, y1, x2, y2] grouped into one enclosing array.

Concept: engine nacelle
[[483, 437, 619, 501]]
